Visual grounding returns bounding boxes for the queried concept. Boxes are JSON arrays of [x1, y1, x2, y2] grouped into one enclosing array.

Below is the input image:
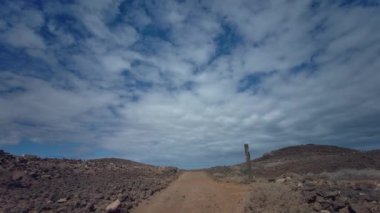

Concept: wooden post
[[244, 144, 252, 181]]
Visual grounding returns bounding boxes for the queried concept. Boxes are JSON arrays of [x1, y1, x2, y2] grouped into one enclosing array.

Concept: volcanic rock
[[0, 150, 178, 212]]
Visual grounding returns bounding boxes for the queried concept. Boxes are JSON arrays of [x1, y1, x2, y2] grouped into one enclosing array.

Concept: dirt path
[[132, 171, 249, 213]]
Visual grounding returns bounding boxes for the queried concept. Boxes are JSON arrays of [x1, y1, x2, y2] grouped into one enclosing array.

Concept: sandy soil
[[132, 171, 249, 213]]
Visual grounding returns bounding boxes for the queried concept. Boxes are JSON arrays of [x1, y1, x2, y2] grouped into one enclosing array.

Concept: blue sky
[[0, 0, 380, 168]]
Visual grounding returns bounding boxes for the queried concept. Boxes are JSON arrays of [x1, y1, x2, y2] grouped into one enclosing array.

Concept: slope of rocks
[[255, 144, 380, 178], [0, 150, 178, 213], [242, 171, 380, 213], [208, 144, 380, 180], [207, 144, 380, 213]]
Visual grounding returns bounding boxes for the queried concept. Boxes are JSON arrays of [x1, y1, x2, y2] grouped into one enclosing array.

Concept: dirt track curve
[[132, 171, 249, 213]]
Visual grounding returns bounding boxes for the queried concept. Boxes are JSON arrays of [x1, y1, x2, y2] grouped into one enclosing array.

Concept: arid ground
[[1, 144, 380, 213], [132, 171, 248, 213], [0, 150, 178, 212]]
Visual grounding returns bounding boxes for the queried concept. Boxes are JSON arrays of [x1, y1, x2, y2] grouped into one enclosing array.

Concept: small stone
[[57, 198, 67, 203], [94, 193, 104, 199], [276, 178, 286, 183], [338, 206, 350, 213], [325, 191, 339, 198], [41, 174, 51, 179], [213, 173, 224, 178], [319, 201, 331, 210], [320, 210, 330, 213], [313, 202, 322, 211], [316, 195, 325, 203], [106, 199, 121, 213], [303, 183, 316, 191], [117, 193, 128, 202], [125, 203, 134, 210], [86, 202, 96, 212], [29, 171, 38, 178], [56, 207, 66, 212], [350, 204, 371, 213], [304, 192, 316, 203], [12, 171, 25, 181], [332, 199, 346, 210]]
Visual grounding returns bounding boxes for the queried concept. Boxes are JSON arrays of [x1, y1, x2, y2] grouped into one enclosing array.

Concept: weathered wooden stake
[[244, 144, 252, 181]]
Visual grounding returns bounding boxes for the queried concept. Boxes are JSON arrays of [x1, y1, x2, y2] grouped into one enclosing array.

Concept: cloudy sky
[[0, 0, 379, 168]]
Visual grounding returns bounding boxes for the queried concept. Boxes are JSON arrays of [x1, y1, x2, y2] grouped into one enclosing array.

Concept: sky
[[0, 0, 380, 168]]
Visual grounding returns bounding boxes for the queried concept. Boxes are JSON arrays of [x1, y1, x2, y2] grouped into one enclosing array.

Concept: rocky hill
[[208, 144, 380, 179], [252, 144, 380, 178], [207, 144, 380, 213], [0, 150, 178, 213], [258, 144, 359, 160]]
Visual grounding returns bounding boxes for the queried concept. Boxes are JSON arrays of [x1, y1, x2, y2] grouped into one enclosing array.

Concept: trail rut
[[132, 171, 249, 213]]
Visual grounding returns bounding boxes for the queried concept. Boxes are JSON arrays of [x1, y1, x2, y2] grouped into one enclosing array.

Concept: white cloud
[[1, 24, 46, 49], [0, 0, 380, 168], [0, 72, 121, 147], [20, 9, 44, 28], [101, 54, 131, 73]]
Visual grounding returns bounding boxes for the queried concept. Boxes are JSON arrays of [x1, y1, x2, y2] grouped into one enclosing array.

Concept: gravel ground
[[0, 150, 178, 213]]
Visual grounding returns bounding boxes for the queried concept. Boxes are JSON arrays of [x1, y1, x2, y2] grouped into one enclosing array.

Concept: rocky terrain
[[1, 144, 379, 213], [242, 170, 380, 213], [207, 144, 380, 213], [0, 150, 178, 213]]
